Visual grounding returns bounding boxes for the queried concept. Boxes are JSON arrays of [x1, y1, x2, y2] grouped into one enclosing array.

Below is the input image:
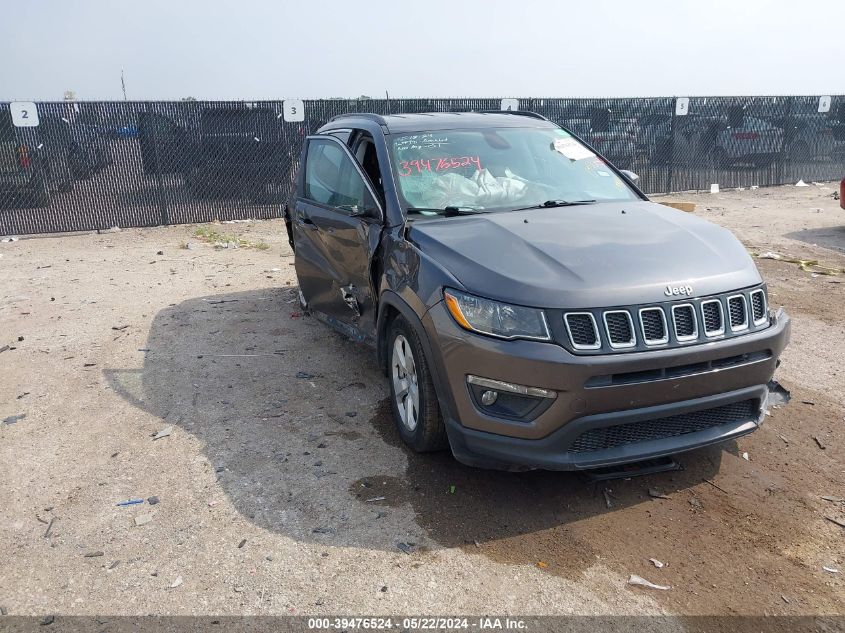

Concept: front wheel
[[387, 316, 447, 452]]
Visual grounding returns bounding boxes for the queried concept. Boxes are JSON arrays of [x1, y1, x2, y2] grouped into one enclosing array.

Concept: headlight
[[443, 288, 551, 341]]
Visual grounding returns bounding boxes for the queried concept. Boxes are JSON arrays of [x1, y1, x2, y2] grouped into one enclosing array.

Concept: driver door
[[292, 135, 384, 340]]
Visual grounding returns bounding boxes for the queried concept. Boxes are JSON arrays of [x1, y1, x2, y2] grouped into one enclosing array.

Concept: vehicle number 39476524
[[398, 156, 482, 176]]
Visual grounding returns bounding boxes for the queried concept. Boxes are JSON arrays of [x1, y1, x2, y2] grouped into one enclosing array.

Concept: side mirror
[[619, 169, 640, 184]]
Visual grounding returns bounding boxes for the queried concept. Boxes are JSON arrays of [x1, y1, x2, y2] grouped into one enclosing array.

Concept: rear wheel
[[387, 316, 447, 452]]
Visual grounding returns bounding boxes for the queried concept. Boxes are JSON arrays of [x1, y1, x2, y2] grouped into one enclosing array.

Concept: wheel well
[[377, 303, 400, 375]]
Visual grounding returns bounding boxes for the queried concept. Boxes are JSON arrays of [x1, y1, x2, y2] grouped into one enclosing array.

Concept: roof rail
[[476, 110, 549, 121], [328, 112, 388, 125]]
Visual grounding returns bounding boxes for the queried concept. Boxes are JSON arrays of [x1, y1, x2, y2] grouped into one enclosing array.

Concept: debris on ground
[[108, 560, 120, 570], [97, 226, 121, 233], [627, 574, 671, 590], [795, 180, 809, 187], [781, 595, 790, 604], [134, 514, 153, 526], [536, 561, 548, 569], [742, 452, 750, 461], [649, 558, 666, 568], [365, 497, 386, 503], [397, 542, 414, 554], [170, 576, 183, 588], [43, 517, 55, 538], [116, 498, 144, 507], [603, 488, 615, 508], [703, 479, 728, 494], [3, 414, 26, 425], [296, 371, 315, 379], [311, 527, 336, 535], [821, 496, 844, 503], [238, 539, 247, 549], [111, 325, 129, 331], [83, 551, 104, 558], [147, 496, 159, 505], [689, 497, 704, 510], [823, 566, 840, 574], [648, 488, 670, 500], [814, 436, 827, 450], [152, 426, 173, 440], [824, 516, 845, 528]]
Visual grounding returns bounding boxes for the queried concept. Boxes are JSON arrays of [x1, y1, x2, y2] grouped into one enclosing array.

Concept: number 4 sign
[[10, 102, 39, 127], [283, 99, 305, 122]]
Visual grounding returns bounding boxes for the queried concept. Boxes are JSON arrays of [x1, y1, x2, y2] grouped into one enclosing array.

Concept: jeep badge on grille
[[664, 284, 694, 297]]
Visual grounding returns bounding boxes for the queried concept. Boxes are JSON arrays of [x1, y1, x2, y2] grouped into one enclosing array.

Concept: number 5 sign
[[283, 99, 305, 122], [10, 102, 40, 127]]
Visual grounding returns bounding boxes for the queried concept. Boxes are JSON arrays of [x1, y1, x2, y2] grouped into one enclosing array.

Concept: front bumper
[[422, 302, 790, 470]]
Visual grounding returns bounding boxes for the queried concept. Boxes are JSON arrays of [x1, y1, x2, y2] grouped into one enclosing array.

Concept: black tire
[[387, 315, 447, 452]]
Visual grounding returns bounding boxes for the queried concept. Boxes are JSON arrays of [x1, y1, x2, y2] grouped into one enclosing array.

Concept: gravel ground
[[0, 183, 844, 618]]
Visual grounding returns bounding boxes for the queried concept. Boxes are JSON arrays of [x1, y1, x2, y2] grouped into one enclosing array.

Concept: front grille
[[604, 311, 635, 348], [672, 304, 697, 340], [750, 289, 767, 324], [639, 308, 667, 344], [568, 399, 758, 453], [565, 313, 599, 349], [559, 286, 769, 355], [701, 299, 724, 336], [728, 295, 748, 330]]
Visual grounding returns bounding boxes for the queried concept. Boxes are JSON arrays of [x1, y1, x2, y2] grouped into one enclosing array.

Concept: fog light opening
[[481, 390, 498, 406]]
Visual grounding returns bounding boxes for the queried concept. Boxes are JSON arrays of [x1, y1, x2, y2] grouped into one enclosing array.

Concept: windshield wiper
[[513, 199, 597, 212], [406, 206, 484, 217]]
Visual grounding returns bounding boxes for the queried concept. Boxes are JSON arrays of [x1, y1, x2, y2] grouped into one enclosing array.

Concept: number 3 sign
[[10, 102, 40, 127], [283, 99, 305, 122]]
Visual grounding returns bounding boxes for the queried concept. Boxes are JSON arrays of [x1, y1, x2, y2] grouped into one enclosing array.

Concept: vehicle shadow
[[106, 287, 724, 574], [784, 225, 845, 254]]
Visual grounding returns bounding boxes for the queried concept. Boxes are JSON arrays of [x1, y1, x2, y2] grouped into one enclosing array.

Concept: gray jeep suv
[[284, 111, 790, 471]]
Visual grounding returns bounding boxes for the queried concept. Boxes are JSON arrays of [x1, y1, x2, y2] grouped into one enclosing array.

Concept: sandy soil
[[0, 183, 844, 619]]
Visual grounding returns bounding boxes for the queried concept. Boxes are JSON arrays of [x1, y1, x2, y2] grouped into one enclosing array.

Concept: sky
[[1, 0, 842, 101]]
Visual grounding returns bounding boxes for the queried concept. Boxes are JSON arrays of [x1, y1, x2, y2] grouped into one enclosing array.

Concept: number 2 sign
[[10, 102, 39, 127]]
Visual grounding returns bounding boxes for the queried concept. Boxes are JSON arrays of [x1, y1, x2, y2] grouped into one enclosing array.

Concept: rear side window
[[303, 138, 367, 213]]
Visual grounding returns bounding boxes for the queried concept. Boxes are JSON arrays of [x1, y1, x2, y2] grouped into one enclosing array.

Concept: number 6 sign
[[10, 102, 40, 127], [283, 99, 305, 122]]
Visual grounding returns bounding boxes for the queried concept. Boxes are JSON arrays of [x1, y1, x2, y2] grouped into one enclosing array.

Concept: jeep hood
[[408, 201, 762, 308]]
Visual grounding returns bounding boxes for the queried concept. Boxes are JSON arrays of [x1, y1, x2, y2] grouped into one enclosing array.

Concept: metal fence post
[[665, 98, 677, 194], [152, 125, 169, 225]]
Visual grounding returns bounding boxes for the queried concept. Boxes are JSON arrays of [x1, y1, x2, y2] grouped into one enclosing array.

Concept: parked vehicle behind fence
[[285, 111, 791, 472]]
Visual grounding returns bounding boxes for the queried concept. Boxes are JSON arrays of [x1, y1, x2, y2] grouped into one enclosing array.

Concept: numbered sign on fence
[[818, 96, 831, 113], [500, 99, 519, 111], [283, 99, 305, 122], [10, 102, 39, 127], [675, 97, 690, 116]]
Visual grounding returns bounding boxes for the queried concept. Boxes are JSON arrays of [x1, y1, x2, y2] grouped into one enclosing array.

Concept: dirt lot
[[1, 183, 844, 618]]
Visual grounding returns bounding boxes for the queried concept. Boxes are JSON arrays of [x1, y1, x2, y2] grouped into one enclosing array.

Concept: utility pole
[[121, 69, 127, 101]]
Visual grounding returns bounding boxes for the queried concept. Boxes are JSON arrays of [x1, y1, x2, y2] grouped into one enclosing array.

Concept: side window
[[303, 138, 367, 213]]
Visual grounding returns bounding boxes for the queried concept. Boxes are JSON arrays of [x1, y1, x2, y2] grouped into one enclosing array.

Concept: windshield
[[389, 126, 638, 214]]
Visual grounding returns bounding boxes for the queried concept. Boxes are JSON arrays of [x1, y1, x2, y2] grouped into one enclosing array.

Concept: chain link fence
[[1, 96, 844, 235]]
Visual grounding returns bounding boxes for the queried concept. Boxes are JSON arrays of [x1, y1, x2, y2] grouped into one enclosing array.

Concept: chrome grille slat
[[603, 310, 636, 348], [728, 295, 749, 331], [564, 312, 600, 350], [701, 299, 725, 337], [750, 289, 767, 325], [672, 304, 698, 342], [639, 307, 668, 345]]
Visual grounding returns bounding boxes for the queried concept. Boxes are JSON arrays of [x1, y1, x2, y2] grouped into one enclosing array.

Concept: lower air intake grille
[[568, 399, 757, 453], [565, 313, 599, 348]]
